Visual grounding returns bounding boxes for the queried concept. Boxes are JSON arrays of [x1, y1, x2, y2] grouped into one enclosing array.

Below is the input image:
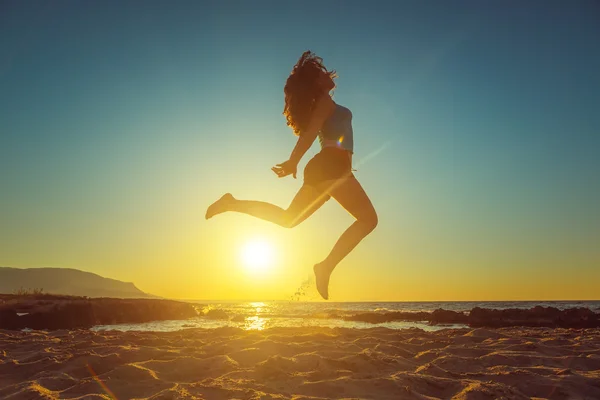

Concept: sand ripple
[[1, 327, 599, 399]]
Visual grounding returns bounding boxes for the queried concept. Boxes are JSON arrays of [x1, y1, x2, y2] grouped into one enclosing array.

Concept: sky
[[1, 0, 599, 301]]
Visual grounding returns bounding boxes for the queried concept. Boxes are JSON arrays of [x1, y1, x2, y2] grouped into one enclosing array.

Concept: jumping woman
[[206, 51, 378, 300]]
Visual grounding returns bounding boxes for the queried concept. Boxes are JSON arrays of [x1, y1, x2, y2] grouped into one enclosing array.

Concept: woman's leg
[[205, 185, 329, 228], [314, 175, 378, 299]]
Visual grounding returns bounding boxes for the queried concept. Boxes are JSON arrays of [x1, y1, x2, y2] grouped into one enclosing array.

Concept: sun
[[240, 239, 274, 274]]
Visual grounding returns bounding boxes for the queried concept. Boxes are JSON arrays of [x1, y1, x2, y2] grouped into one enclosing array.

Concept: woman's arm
[[272, 94, 334, 179]]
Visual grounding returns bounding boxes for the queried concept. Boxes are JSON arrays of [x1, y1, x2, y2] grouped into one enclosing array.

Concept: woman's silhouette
[[206, 51, 378, 299]]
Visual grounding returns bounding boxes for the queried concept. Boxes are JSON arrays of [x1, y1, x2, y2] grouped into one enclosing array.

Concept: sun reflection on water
[[244, 301, 269, 330], [250, 301, 265, 313], [244, 315, 268, 330]]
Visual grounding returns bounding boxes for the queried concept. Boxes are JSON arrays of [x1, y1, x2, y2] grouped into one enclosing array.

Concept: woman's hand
[[272, 160, 298, 179]]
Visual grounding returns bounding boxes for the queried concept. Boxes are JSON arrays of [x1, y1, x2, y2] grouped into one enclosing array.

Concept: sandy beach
[[2, 326, 599, 399]]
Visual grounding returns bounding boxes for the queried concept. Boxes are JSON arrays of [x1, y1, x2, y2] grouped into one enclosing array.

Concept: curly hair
[[283, 51, 337, 136]]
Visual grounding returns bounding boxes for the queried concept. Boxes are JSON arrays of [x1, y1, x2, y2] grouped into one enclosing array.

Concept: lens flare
[[87, 363, 117, 400]]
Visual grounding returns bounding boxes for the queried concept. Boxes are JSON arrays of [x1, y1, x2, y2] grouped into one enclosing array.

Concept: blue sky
[[1, 1, 599, 300]]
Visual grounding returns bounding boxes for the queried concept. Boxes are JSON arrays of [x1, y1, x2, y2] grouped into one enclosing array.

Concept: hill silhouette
[[0, 267, 155, 298]]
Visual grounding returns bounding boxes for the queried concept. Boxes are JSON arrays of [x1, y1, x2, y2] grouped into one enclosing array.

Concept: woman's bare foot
[[205, 193, 234, 219], [314, 262, 334, 300]]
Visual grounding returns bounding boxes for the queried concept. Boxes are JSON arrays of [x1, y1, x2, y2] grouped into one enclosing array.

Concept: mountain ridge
[[0, 267, 157, 298]]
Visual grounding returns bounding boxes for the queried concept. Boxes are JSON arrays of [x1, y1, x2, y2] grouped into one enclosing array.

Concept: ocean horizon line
[[178, 298, 600, 303]]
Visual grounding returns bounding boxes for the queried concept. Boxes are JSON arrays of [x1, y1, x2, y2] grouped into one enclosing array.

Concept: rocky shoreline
[[0, 294, 198, 330], [2, 295, 599, 331], [344, 306, 600, 328]]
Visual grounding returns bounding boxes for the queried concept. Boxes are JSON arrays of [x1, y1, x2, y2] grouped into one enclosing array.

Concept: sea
[[91, 300, 600, 333]]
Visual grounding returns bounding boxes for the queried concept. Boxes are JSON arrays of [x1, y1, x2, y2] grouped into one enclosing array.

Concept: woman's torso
[[318, 103, 354, 154]]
